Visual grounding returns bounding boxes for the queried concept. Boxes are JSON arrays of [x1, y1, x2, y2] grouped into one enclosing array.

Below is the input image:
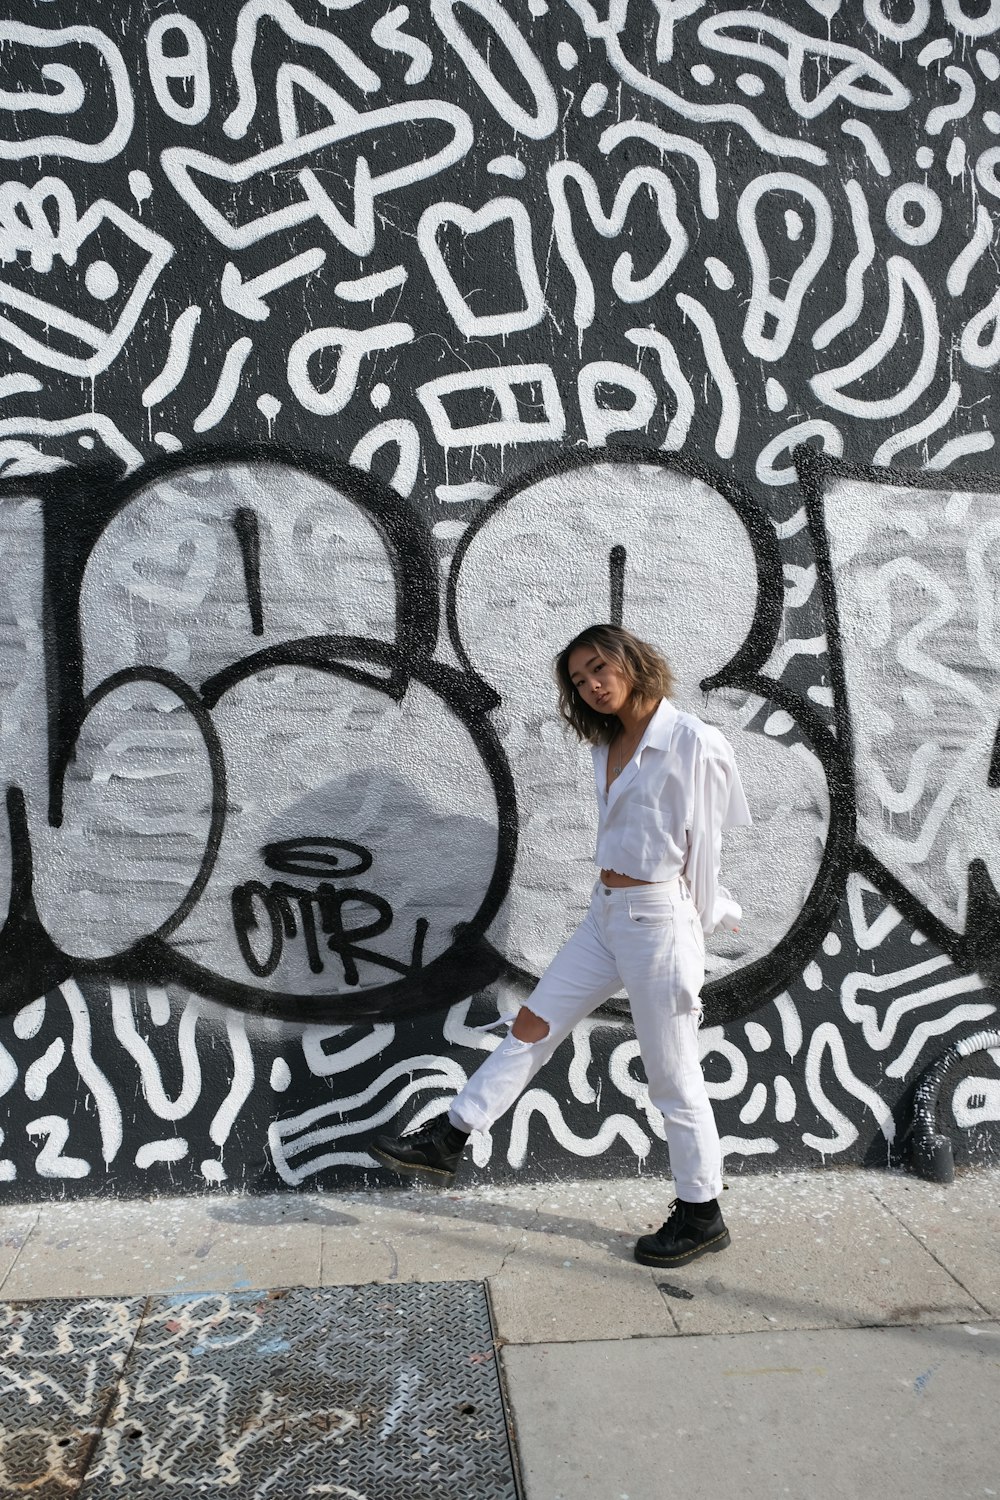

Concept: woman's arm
[[684, 737, 751, 936]]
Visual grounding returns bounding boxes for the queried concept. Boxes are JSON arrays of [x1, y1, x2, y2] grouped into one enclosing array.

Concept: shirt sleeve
[[684, 738, 751, 936]]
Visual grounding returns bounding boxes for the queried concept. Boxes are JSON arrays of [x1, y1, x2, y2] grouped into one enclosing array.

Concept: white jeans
[[450, 878, 723, 1203]]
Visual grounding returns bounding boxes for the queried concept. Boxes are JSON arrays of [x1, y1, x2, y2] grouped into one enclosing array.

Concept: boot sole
[[633, 1227, 731, 1267], [368, 1144, 458, 1181]]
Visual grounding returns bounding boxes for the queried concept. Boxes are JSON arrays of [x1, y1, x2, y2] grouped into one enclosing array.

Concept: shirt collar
[[640, 697, 677, 751], [591, 697, 676, 761]]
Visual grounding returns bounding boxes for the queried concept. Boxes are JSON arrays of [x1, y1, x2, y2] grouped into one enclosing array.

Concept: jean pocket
[[626, 901, 674, 927]]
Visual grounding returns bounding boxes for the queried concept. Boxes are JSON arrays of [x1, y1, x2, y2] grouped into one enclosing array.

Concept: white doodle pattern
[[0, 2, 998, 1191]]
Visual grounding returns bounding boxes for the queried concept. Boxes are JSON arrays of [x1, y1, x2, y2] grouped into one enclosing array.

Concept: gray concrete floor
[[2, 1166, 998, 1498]]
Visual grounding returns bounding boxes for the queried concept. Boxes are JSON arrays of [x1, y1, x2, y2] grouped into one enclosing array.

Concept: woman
[[371, 624, 751, 1268]]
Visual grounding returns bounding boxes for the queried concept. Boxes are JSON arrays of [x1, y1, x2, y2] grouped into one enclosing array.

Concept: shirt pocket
[[619, 801, 669, 870]]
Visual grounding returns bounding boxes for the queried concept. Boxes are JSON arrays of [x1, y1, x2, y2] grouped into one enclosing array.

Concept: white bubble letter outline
[[0, 22, 134, 162], [161, 101, 474, 254], [417, 198, 545, 337]]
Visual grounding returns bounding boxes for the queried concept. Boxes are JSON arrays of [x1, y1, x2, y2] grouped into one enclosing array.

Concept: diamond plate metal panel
[[82, 1282, 517, 1499], [0, 1295, 145, 1498]]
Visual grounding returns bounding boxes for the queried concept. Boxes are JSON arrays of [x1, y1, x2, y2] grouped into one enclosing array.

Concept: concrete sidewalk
[[2, 1166, 999, 1498]]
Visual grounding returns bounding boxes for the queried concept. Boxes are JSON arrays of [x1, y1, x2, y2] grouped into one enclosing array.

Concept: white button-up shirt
[[591, 698, 752, 935]]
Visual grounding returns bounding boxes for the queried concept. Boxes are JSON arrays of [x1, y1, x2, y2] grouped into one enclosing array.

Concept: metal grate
[[0, 1295, 146, 1498], [1, 1283, 517, 1499]]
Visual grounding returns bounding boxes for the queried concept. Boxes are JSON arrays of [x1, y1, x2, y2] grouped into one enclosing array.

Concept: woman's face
[[566, 643, 632, 717]]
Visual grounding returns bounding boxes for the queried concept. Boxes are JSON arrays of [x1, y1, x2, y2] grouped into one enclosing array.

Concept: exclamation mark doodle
[[232, 508, 264, 637], [609, 544, 626, 627]]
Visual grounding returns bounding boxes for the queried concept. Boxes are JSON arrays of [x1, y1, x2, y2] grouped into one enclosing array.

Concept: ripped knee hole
[[511, 1009, 550, 1043]]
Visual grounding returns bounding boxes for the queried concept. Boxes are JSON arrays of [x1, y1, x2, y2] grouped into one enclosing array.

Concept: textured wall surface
[[0, 0, 999, 1198]]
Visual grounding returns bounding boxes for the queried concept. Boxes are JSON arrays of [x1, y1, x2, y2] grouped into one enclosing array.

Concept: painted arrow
[[221, 247, 326, 322]]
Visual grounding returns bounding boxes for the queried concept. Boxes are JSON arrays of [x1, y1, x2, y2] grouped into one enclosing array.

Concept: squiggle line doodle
[[925, 65, 976, 135], [418, 198, 545, 337], [739, 173, 833, 360], [699, 11, 911, 119], [564, 0, 829, 164], [925, 431, 995, 468], [161, 102, 475, 255], [269, 1055, 469, 1183], [0, 3, 998, 1193], [802, 1022, 895, 1155], [624, 328, 694, 451], [0, 22, 134, 162], [814, 181, 876, 350], [371, 6, 434, 85], [548, 160, 689, 332], [507, 1088, 650, 1168], [872, 381, 961, 465], [600, 120, 720, 219], [0, 414, 143, 472], [675, 293, 740, 457], [349, 418, 420, 496], [335, 266, 407, 302], [947, 204, 994, 296], [224, 0, 380, 141], [110, 983, 202, 1118], [142, 305, 202, 408], [960, 286, 1000, 368], [194, 338, 254, 432], [841, 119, 891, 175], [810, 256, 939, 419], [430, 0, 559, 140]]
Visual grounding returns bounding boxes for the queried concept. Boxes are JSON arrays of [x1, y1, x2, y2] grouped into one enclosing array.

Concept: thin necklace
[[610, 712, 650, 777]]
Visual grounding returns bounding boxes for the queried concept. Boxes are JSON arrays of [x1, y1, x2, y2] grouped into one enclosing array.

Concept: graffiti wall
[[0, 0, 998, 1198]]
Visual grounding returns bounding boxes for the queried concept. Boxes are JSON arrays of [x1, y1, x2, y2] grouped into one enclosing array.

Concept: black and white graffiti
[[0, 0, 999, 1196]]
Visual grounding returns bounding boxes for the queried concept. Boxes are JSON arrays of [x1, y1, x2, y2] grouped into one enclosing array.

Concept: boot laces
[[403, 1116, 447, 1147]]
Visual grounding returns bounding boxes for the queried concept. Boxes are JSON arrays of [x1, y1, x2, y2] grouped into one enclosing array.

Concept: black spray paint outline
[[794, 444, 1000, 980], [445, 443, 856, 1026], [0, 445, 513, 1021]]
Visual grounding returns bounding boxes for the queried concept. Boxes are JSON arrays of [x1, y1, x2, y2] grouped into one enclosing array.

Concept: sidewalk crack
[[493, 1207, 539, 1277], [612, 1191, 680, 1332], [869, 1184, 994, 1320], [0, 1210, 40, 1297]]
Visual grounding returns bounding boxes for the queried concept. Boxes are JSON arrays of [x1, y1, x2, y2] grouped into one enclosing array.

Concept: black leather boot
[[370, 1116, 470, 1181], [634, 1198, 731, 1266]]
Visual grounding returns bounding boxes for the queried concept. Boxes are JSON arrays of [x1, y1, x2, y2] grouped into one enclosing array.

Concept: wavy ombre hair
[[554, 624, 676, 746]]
